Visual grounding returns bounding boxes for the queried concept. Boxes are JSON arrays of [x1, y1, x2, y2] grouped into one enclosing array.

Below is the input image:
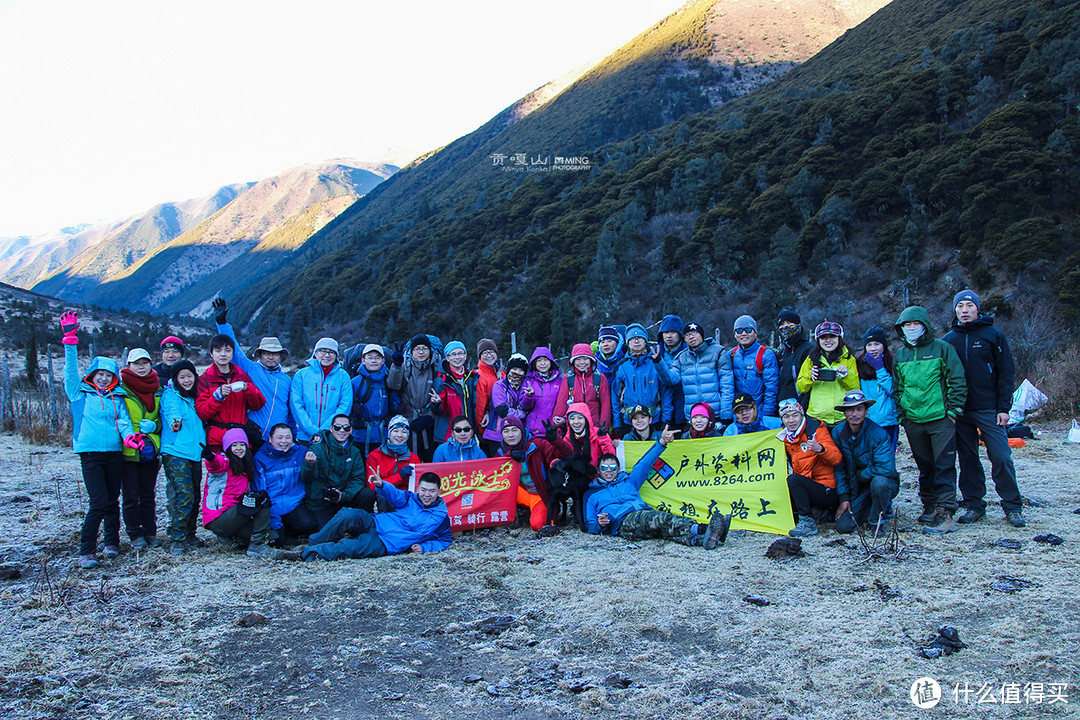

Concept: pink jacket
[[201, 453, 252, 525]]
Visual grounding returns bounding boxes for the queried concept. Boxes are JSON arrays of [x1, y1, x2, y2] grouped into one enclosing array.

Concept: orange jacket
[[778, 418, 841, 489]]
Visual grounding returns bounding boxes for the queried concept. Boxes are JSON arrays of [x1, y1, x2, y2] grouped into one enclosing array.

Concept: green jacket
[[893, 306, 967, 424], [121, 388, 161, 461], [300, 429, 367, 512]]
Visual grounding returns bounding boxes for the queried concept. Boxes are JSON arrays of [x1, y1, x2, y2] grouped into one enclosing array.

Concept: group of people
[[61, 287, 1024, 567]]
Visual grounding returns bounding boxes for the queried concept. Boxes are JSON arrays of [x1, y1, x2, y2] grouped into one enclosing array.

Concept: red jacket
[[553, 368, 612, 431], [366, 446, 420, 490], [475, 361, 503, 432], [195, 363, 266, 449], [550, 402, 616, 468]]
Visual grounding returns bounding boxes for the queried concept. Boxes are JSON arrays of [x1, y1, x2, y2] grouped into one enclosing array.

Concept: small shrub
[[1030, 342, 1080, 418]]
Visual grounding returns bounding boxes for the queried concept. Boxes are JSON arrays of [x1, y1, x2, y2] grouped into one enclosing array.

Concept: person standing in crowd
[[290, 338, 353, 447], [483, 353, 535, 445], [796, 321, 859, 428], [433, 415, 487, 462], [943, 290, 1025, 528], [654, 321, 734, 427], [195, 334, 266, 451], [831, 391, 900, 535], [776, 308, 815, 407], [553, 343, 612, 431], [349, 344, 396, 459], [300, 414, 374, 531], [387, 334, 443, 462], [202, 428, 274, 557], [595, 325, 626, 393], [855, 327, 899, 452], [894, 306, 967, 534], [153, 336, 185, 390], [474, 338, 504, 456], [656, 314, 687, 426], [723, 393, 782, 436], [523, 347, 563, 438], [159, 359, 206, 554], [253, 423, 316, 541], [779, 399, 842, 537], [434, 340, 479, 442], [119, 348, 163, 550], [212, 297, 293, 447], [730, 315, 779, 418], [612, 322, 671, 433], [61, 311, 138, 569]]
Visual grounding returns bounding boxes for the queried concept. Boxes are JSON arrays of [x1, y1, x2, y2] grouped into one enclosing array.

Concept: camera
[[817, 368, 838, 382]]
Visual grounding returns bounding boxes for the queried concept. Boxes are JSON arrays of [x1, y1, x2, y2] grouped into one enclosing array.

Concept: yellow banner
[[623, 432, 793, 535]]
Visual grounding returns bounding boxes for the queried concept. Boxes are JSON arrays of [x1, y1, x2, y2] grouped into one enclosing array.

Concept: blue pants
[[304, 508, 387, 560], [836, 475, 900, 533], [956, 409, 1021, 513]]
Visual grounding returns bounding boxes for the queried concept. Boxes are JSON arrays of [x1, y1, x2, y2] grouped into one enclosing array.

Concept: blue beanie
[[953, 289, 980, 309], [625, 323, 648, 342], [444, 340, 466, 356], [659, 314, 683, 335]]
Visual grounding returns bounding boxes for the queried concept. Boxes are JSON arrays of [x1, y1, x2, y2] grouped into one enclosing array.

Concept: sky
[[0, 0, 687, 237]]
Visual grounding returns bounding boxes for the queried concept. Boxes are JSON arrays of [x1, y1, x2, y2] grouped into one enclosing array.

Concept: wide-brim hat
[[834, 390, 876, 411], [250, 337, 289, 359]]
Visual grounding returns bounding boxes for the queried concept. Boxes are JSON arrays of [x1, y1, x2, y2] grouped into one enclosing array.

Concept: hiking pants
[[956, 410, 1021, 513], [904, 417, 958, 513], [122, 458, 160, 540], [79, 451, 124, 555], [835, 475, 900, 533], [163, 454, 202, 543], [304, 508, 387, 560], [617, 508, 698, 546]]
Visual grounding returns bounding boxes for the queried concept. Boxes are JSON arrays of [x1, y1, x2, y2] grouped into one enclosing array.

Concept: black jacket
[[779, 331, 814, 407], [942, 315, 1014, 413]]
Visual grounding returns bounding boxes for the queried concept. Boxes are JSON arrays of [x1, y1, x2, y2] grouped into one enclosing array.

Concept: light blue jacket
[[432, 437, 487, 463], [290, 358, 354, 443], [159, 384, 205, 462], [252, 443, 306, 530], [861, 367, 899, 428], [585, 439, 666, 535], [374, 482, 452, 554], [656, 338, 736, 422], [64, 346, 134, 453], [723, 416, 783, 436], [217, 322, 293, 440], [730, 342, 780, 417]]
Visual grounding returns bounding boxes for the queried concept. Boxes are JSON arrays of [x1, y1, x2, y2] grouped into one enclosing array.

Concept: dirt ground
[[0, 424, 1077, 720]]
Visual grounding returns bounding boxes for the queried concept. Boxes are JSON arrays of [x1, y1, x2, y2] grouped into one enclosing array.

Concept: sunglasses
[[453, 426, 473, 433], [598, 463, 619, 471], [734, 327, 755, 334], [331, 424, 351, 431]]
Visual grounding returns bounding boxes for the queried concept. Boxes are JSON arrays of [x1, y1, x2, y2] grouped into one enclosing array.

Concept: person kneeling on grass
[[585, 425, 731, 549], [830, 390, 900, 535], [779, 398, 842, 538], [202, 428, 274, 557], [280, 470, 452, 561]]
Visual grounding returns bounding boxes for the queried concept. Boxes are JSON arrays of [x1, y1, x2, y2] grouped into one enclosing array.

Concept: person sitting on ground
[[496, 417, 559, 531], [202, 428, 273, 557], [778, 399, 842, 538], [160, 359, 206, 554], [300, 414, 375, 531], [283, 471, 451, 561], [253, 423, 317, 541], [195, 334, 266, 451], [212, 297, 294, 447], [432, 415, 487, 463], [621, 405, 662, 442], [60, 311, 139, 569], [290, 337, 353, 446], [796, 321, 860, 428], [153, 336, 185, 390], [366, 415, 419, 492], [723, 393, 783, 436], [586, 425, 730, 549], [687, 402, 721, 438], [730, 314, 780, 418], [830, 391, 900, 535]]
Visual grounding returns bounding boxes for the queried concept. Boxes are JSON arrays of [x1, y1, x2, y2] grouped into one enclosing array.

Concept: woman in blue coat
[[160, 359, 207, 553]]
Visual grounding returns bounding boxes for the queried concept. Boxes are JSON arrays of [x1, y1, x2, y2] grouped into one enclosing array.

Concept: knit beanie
[[953, 289, 980, 309]]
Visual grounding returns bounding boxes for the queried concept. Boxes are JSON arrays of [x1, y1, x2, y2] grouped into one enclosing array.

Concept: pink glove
[[123, 434, 145, 451], [60, 311, 79, 345]]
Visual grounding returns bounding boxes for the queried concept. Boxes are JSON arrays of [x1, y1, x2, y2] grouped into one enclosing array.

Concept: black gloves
[[212, 297, 228, 325]]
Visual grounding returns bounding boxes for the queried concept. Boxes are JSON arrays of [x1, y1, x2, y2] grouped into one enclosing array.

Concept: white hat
[[127, 348, 151, 363], [362, 343, 385, 357]]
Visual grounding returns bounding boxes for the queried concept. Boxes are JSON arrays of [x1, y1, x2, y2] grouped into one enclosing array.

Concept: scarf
[[121, 368, 159, 410], [380, 440, 411, 460], [783, 418, 807, 444], [902, 325, 925, 344]]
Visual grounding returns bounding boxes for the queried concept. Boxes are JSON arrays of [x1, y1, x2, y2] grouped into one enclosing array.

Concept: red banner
[[412, 457, 520, 530]]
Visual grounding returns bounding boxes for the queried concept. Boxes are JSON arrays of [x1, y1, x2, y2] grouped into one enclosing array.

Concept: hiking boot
[[185, 535, 207, 548], [246, 543, 274, 558], [536, 525, 561, 539], [1005, 511, 1027, 528], [78, 554, 99, 569], [789, 517, 819, 537], [917, 507, 937, 524], [145, 536, 162, 548], [273, 549, 303, 561], [102, 545, 120, 559], [703, 513, 731, 550], [956, 508, 985, 524], [131, 536, 149, 550], [923, 508, 957, 534], [169, 543, 186, 556]]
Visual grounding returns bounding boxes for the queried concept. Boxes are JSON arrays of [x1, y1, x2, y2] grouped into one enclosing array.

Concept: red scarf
[[121, 368, 160, 410]]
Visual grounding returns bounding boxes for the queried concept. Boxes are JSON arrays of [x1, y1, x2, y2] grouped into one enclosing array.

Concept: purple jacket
[[483, 377, 536, 442], [523, 347, 564, 435]]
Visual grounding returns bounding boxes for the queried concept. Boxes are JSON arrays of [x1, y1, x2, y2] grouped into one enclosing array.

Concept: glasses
[[316, 349, 336, 356], [598, 463, 619, 471], [453, 426, 473, 433], [447, 350, 466, 357], [734, 327, 755, 335], [331, 423, 351, 431]]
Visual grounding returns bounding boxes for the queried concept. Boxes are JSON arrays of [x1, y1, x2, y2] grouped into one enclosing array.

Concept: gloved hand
[[509, 450, 525, 463], [391, 341, 405, 367], [542, 420, 558, 443], [138, 419, 156, 433], [60, 311, 79, 345], [399, 466, 414, 481], [494, 404, 509, 419], [200, 444, 215, 462], [123, 434, 145, 451], [212, 297, 228, 325], [864, 353, 884, 371]]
